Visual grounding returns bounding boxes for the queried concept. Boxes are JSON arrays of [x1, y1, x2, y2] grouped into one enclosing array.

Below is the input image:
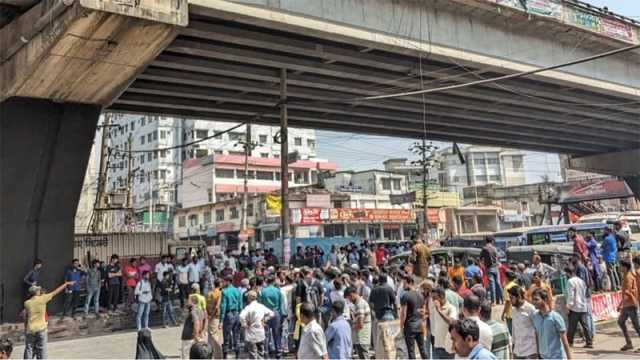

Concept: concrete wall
[[0, 97, 99, 322], [233, 0, 640, 89]]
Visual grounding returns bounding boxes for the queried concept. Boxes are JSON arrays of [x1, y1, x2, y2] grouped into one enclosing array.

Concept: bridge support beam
[[0, 97, 100, 322], [568, 149, 640, 199]]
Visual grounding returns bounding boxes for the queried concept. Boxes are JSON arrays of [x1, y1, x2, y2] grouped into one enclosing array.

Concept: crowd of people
[[12, 221, 640, 359]]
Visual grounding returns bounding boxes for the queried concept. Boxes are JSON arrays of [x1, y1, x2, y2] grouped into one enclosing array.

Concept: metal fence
[[73, 232, 168, 265]]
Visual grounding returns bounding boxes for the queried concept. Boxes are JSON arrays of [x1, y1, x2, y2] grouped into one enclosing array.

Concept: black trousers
[[62, 291, 80, 317], [108, 284, 121, 310], [567, 311, 592, 346], [619, 306, 640, 345], [404, 329, 428, 360]]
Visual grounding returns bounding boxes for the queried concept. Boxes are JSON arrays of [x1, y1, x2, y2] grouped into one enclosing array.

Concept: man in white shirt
[[154, 255, 174, 283], [462, 295, 493, 351], [430, 287, 458, 359], [239, 290, 274, 359], [565, 266, 593, 348], [298, 302, 328, 360], [508, 285, 539, 358]]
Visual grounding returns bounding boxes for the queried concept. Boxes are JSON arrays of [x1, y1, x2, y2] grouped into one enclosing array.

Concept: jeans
[[567, 311, 592, 346], [24, 330, 47, 359], [136, 302, 151, 330], [265, 312, 282, 357], [223, 311, 241, 356], [162, 300, 176, 325], [404, 329, 428, 360], [607, 262, 621, 291], [178, 283, 189, 307], [84, 288, 100, 315], [433, 347, 454, 359], [487, 267, 501, 304], [63, 290, 80, 317], [246, 341, 265, 359], [108, 284, 120, 310], [619, 306, 640, 345]]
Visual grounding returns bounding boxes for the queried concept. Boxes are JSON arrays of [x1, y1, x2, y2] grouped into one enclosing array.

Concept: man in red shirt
[[375, 244, 387, 266], [569, 227, 588, 264], [123, 258, 139, 311], [452, 275, 472, 299]]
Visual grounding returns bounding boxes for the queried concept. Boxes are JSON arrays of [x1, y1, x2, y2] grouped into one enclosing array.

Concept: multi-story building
[[101, 114, 317, 231], [434, 145, 526, 194]]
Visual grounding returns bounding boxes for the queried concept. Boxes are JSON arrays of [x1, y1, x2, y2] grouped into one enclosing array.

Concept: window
[[216, 209, 225, 221], [228, 151, 244, 157], [257, 171, 273, 180], [207, 189, 213, 203], [247, 203, 254, 217], [153, 170, 158, 180], [152, 131, 157, 141], [260, 153, 269, 158], [147, 133, 152, 143], [178, 216, 185, 227], [147, 152, 152, 161], [259, 135, 268, 143], [307, 139, 315, 148], [153, 151, 158, 159], [274, 154, 280, 159], [229, 132, 244, 141], [473, 158, 485, 166], [196, 149, 208, 158], [214, 150, 223, 155], [160, 150, 167, 158], [475, 175, 487, 182], [381, 178, 392, 190], [275, 172, 281, 181], [487, 157, 499, 165], [140, 118, 145, 126], [489, 175, 501, 181], [512, 156, 524, 171], [294, 137, 302, 146], [160, 130, 166, 139], [216, 169, 235, 178], [214, 131, 222, 139], [160, 170, 166, 181], [324, 224, 345, 237], [188, 214, 198, 226], [140, 136, 145, 145], [294, 170, 308, 184], [131, 121, 135, 131], [195, 129, 208, 139], [230, 207, 239, 219], [392, 178, 401, 190], [203, 211, 211, 224]]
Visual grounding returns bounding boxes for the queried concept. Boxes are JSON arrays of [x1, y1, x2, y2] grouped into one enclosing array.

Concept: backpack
[[306, 280, 321, 310]]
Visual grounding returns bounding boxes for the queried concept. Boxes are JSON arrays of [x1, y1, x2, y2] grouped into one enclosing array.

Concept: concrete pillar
[[400, 224, 405, 240], [365, 224, 370, 239], [379, 224, 385, 240], [0, 97, 100, 321]]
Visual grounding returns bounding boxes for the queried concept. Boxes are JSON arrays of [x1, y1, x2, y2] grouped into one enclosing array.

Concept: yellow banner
[[266, 194, 282, 212]]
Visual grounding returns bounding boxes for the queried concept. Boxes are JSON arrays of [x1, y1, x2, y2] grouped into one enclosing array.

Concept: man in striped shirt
[[480, 301, 510, 360]]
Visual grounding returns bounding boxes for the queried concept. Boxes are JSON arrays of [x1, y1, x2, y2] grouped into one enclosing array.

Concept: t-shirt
[[181, 307, 203, 340], [107, 264, 121, 286], [503, 280, 518, 319], [298, 320, 328, 360], [512, 302, 538, 357], [533, 310, 567, 360], [352, 297, 372, 345], [24, 293, 54, 333], [400, 290, 423, 332], [429, 300, 457, 350], [369, 284, 396, 320], [445, 289, 463, 312], [123, 265, 139, 287], [481, 244, 498, 268], [467, 316, 494, 352]]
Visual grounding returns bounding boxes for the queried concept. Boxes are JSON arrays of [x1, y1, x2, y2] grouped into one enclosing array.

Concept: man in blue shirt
[[602, 227, 620, 291], [531, 288, 572, 359], [449, 318, 496, 360], [220, 275, 242, 359], [464, 259, 482, 287], [62, 259, 85, 319], [325, 300, 352, 360], [259, 275, 285, 358]]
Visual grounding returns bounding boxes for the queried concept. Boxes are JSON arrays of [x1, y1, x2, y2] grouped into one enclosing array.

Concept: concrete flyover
[[1, 0, 639, 320]]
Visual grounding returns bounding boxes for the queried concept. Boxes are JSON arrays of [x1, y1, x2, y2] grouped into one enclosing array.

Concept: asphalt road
[[10, 321, 640, 359]]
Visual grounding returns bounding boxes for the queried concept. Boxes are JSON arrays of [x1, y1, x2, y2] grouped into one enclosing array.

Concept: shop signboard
[[564, 7, 601, 33], [291, 208, 415, 224], [306, 194, 331, 208], [601, 17, 638, 43]]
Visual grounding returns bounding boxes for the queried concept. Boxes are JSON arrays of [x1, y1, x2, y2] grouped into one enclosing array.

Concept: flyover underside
[[0, 97, 100, 321], [108, 5, 640, 156]]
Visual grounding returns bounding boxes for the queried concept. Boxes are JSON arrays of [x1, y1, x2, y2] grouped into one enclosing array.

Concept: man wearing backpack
[[302, 268, 324, 323], [481, 236, 501, 305]]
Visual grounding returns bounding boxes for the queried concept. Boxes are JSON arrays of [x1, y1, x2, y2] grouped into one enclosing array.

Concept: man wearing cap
[[240, 290, 274, 359], [23, 280, 75, 359], [189, 283, 207, 313], [220, 275, 242, 359]]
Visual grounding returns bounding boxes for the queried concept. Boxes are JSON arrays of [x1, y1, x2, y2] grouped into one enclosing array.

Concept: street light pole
[[280, 68, 290, 265], [241, 124, 252, 232]]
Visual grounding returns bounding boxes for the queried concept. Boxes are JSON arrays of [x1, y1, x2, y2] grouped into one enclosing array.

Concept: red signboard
[[557, 179, 634, 204], [591, 291, 622, 322]]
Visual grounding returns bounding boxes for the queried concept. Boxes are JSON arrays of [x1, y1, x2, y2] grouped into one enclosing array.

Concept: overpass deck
[[106, 0, 640, 156]]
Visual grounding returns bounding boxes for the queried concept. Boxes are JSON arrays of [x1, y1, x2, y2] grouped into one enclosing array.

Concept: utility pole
[[149, 173, 154, 232], [239, 124, 257, 232], [91, 113, 113, 233], [126, 134, 134, 209], [410, 140, 438, 241], [280, 69, 290, 265]]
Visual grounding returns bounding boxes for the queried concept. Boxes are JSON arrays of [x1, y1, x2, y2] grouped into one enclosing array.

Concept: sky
[[315, 0, 636, 183]]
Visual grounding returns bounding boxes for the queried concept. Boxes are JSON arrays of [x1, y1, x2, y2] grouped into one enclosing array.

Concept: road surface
[[9, 322, 640, 359]]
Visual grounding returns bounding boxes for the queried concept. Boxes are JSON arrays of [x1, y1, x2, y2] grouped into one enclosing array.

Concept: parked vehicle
[[506, 244, 574, 295], [387, 247, 482, 268]]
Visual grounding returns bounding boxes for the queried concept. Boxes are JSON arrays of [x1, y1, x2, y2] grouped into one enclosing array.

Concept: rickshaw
[[387, 247, 482, 269]]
